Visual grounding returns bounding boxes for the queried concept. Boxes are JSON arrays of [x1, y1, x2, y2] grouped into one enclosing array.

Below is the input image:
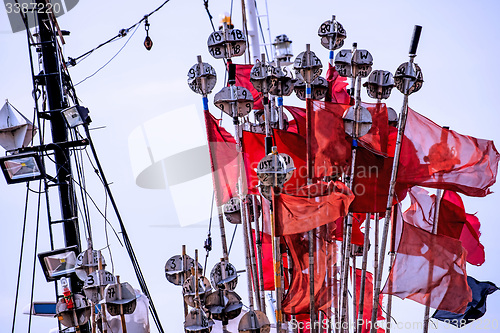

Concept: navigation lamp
[[0, 152, 44, 184], [62, 105, 90, 128], [273, 34, 293, 64], [38, 246, 79, 282]]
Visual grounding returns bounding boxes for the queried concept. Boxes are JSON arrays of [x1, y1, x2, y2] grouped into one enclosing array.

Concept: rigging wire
[[68, 0, 173, 65], [27, 181, 43, 333], [74, 24, 140, 86], [203, 191, 215, 276], [228, 224, 238, 255], [10, 184, 30, 333]]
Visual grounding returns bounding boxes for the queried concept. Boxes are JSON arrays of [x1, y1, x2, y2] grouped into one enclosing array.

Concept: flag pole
[[385, 206, 398, 333], [356, 213, 371, 332], [252, 195, 267, 313], [423, 126, 449, 333], [370, 25, 423, 333]]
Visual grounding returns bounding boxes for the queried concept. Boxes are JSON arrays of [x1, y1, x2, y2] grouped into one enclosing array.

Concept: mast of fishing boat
[[33, 2, 89, 332], [370, 25, 423, 333]]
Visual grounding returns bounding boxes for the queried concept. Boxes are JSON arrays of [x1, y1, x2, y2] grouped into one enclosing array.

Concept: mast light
[[273, 34, 293, 64], [0, 152, 45, 184], [38, 246, 79, 282], [62, 105, 90, 128]]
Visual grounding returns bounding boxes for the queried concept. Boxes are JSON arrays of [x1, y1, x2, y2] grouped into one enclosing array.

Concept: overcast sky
[[1, 1, 500, 332]]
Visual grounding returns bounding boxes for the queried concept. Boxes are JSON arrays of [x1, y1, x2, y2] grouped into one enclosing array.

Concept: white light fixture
[[38, 246, 79, 282], [62, 105, 90, 128], [0, 152, 44, 184], [273, 34, 293, 64]]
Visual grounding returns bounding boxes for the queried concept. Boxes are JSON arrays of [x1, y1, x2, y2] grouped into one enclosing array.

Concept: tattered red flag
[[204, 110, 241, 205], [284, 105, 306, 136], [325, 63, 351, 105], [282, 229, 337, 315], [461, 213, 485, 266], [398, 108, 500, 197], [310, 101, 351, 178], [274, 181, 354, 236], [241, 129, 307, 195], [234, 64, 263, 110], [382, 222, 472, 313]]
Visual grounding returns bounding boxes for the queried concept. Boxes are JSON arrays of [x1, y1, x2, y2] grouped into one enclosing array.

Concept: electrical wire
[[74, 24, 140, 86], [68, 0, 173, 65]]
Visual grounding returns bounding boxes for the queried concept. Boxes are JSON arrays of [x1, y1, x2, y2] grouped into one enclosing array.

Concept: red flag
[[358, 102, 389, 156], [398, 108, 500, 197], [325, 64, 351, 105], [333, 215, 365, 246], [284, 105, 306, 136], [251, 230, 289, 290], [403, 187, 467, 239], [274, 181, 354, 236], [204, 110, 240, 205], [460, 213, 485, 266], [241, 129, 307, 194], [310, 101, 351, 178], [354, 269, 384, 333], [382, 222, 472, 313], [234, 64, 263, 110], [282, 229, 336, 315]]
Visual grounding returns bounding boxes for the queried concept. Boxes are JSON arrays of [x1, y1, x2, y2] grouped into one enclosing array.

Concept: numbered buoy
[[205, 289, 243, 322], [165, 254, 203, 286], [207, 27, 246, 59], [75, 249, 105, 281], [318, 16, 347, 51], [213, 86, 254, 118], [238, 309, 271, 333], [210, 261, 238, 291], [256, 152, 295, 187], [293, 48, 322, 84], [293, 76, 328, 101], [394, 62, 423, 95], [365, 70, 394, 100], [334, 49, 373, 78], [104, 281, 137, 316], [223, 196, 262, 224], [268, 66, 295, 97], [83, 269, 115, 303], [184, 307, 215, 333], [183, 275, 212, 308], [187, 59, 217, 96], [342, 105, 373, 138], [250, 59, 274, 94]]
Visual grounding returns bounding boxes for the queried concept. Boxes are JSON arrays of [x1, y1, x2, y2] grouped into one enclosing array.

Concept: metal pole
[[371, 26, 422, 332], [385, 207, 398, 333], [357, 213, 371, 333], [242, 199, 256, 310], [252, 195, 267, 313]]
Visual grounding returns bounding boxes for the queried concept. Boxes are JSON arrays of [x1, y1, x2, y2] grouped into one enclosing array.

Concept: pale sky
[[1, 1, 500, 332]]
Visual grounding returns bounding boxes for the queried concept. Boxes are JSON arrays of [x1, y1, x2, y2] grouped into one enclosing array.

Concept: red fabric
[[251, 230, 289, 290], [460, 213, 485, 266], [354, 269, 384, 333], [382, 222, 472, 313], [241, 129, 307, 195], [204, 110, 240, 205], [398, 108, 500, 197], [350, 147, 408, 213], [284, 105, 307, 136], [358, 102, 390, 156], [282, 229, 336, 315], [310, 101, 351, 178], [333, 215, 365, 246], [274, 181, 354, 236], [403, 187, 465, 238], [234, 64, 263, 109], [325, 64, 351, 105]]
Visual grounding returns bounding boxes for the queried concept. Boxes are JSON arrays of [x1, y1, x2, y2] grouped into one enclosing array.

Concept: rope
[[203, 191, 215, 276]]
